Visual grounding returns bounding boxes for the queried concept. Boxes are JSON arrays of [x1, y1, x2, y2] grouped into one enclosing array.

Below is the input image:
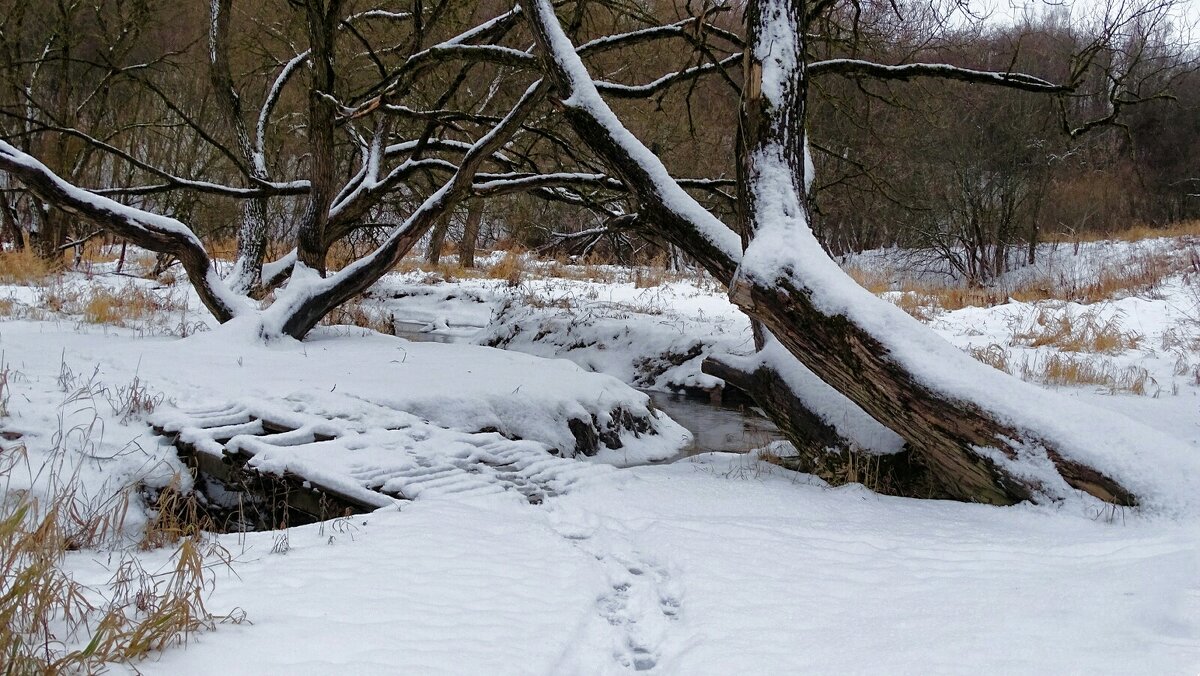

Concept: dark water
[[645, 391, 782, 457], [393, 320, 474, 344], [393, 318, 784, 456]]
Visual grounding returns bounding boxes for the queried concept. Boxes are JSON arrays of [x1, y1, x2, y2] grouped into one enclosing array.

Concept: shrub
[[0, 444, 242, 671]]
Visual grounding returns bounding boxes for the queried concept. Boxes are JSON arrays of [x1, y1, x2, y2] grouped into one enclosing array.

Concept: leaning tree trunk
[[0, 141, 243, 321], [525, 0, 1135, 506]]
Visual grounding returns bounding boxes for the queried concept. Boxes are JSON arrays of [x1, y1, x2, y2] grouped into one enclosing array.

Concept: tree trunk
[[703, 354, 930, 493], [426, 214, 450, 265], [296, 0, 343, 275], [457, 200, 483, 268], [209, 0, 269, 292], [702, 356, 847, 456], [29, 206, 66, 265], [1, 195, 24, 250], [525, 0, 1136, 506]]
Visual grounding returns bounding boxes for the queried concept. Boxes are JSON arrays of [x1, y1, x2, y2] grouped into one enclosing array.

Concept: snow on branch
[[269, 81, 550, 339], [576, 17, 742, 54], [256, 50, 311, 176], [808, 59, 1069, 93], [471, 171, 622, 196], [8, 121, 304, 198], [345, 9, 412, 22], [524, 0, 743, 275], [595, 54, 743, 98], [0, 140, 249, 320]]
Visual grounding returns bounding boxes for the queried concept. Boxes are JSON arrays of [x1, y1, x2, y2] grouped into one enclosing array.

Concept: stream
[[392, 321, 784, 459]]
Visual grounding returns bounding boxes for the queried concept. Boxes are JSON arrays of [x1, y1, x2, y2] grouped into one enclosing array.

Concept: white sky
[[950, 0, 1199, 52], [972, 0, 1200, 30]]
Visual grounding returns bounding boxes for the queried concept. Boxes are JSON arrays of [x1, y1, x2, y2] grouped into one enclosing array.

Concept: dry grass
[[967, 343, 1011, 372], [392, 256, 486, 283], [0, 277, 200, 336], [844, 265, 893, 295], [1009, 307, 1142, 354], [319, 301, 396, 334], [541, 255, 619, 284], [82, 285, 185, 326], [1046, 219, 1200, 243], [1067, 250, 1184, 304], [387, 248, 717, 293], [964, 304, 1155, 394], [967, 342, 1157, 395], [1, 361, 239, 671], [485, 250, 526, 287], [1027, 353, 1156, 395], [30, 281, 187, 329], [887, 291, 935, 321], [830, 448, 890, 493], [0, 360, 10, 418], [105, 374, 165, 424], [870, 246, 1187, 317], [204, 237, 238, 263], [0, 248, 53, 285], [139, 480, 212, 550], [0, 443, 242, 672]]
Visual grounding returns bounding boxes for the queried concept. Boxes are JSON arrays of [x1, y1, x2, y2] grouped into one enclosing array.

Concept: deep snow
[[1, 236, 1198, 673]]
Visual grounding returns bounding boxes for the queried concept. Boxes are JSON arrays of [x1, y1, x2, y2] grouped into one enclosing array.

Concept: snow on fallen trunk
[[524, 0, 1200, 513]]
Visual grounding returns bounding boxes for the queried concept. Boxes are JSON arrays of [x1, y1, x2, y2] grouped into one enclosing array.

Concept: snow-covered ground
[[2, 238, 1198, 673]]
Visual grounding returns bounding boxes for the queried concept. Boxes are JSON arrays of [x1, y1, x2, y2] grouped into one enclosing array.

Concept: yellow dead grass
[[1046, 220, 1200, 243], [0, 444, 242, 671], [1009, 307, 1142, 354], [858, 245, 1189, 319], [968, 343, 1157, 395], [0, 248, 53, 284], [81, 285, 185, 326], [485, 250, 526, 286]]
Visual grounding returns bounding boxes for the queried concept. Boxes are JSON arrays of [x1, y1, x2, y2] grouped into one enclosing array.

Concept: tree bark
[[701, 354, 850, 456], [209, 0, 269, 292], [296, 0, 344, 275], [1, 195, 25, 250], [524, 0, 1135, 506], [702, 355, 930, 493], [457, 200, 484, 268], [426, 214, 450, 265]]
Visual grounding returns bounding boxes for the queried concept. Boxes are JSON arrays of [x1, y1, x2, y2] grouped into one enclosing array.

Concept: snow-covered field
[[2, 238, 1198, 673]]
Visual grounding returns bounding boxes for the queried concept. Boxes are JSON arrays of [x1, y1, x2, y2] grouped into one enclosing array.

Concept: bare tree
[[0, 0, 1189, 507], [520, 0, 1192, 505]]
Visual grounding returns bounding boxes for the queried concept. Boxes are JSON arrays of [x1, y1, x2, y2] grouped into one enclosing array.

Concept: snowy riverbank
[[1, 237, 1197, 673]]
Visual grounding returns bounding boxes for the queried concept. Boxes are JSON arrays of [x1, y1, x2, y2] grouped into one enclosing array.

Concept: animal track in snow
[[548, 510, 682, 672]]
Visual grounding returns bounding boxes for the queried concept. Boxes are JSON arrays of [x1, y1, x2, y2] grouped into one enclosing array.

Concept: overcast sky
[[972, 0, 1200, 29]]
